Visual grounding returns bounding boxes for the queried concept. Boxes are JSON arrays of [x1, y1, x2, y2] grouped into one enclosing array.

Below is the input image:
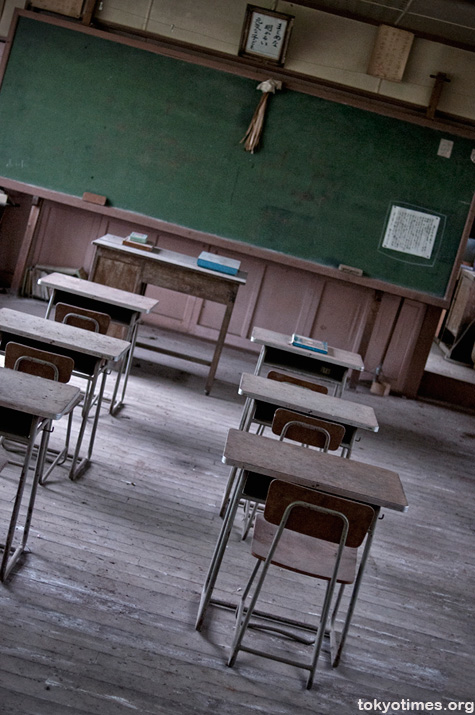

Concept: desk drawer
[[264, 347, 347, 383], [0, 408, 38, 442], [52, 290, 135, 326], [0, 334, 99, 376]]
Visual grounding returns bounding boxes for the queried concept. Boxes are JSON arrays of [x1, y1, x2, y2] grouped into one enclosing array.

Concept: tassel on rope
[[241, 79, 282, 153]]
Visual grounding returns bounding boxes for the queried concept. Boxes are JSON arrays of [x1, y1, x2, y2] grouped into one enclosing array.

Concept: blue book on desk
[[197, 251, 241, 275], [291, 333, 328, 354]]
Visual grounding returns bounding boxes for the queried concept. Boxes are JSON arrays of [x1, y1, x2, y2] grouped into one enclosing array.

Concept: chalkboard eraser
[[338, 264, 363, 276], [82, 192, 107, 206]]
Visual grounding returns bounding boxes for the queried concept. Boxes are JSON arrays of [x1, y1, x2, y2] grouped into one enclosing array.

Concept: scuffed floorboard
[[0, 297, 474, 714]]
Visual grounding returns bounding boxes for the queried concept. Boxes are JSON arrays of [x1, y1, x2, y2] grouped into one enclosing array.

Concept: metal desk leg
[[108, 316, 138, 416], [195, 467, 245, 630], [68, 366, 108, 481], [253, 346, 266, 376], [331, 506, 380, 667], [218, 399, 254, 518], [44, 291, 55, 319], [0, 420, 52, 582]]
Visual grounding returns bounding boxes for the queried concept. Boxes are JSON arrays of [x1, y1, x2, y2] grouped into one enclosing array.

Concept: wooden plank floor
[[0, 296, 474, 714]]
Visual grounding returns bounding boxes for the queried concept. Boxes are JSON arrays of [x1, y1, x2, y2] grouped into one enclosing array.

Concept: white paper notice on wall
[[367, 25, 414, 82], [382, 206, 440, 259], [437, 139, 454, 158]]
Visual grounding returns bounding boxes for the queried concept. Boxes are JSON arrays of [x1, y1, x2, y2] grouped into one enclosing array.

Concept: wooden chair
[[241, 409, 345, 540], [3, 342, 75, 484], [272, 408, 345, 450], [54, 302, 111, 334], [227, 479, 375, 689], [54, 302, 112, 420], [253, 371, 328, 435]]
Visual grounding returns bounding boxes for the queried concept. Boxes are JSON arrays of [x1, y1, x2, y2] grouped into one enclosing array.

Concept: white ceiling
[[289, 0, 475, 50]]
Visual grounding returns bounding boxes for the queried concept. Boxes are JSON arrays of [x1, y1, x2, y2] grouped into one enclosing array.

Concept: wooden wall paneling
[[309, 278, 374, 352], [406, 303, 442, 399], [7, 195, 441, 395], [31, 200, 103, 271], [380, 299, 427, 393], [246, 261, 318, 337], [291, 275, 325, 337], [143, 283, 197, 333], [362, 294, 402, 380], [0, 190, 33, 288], [11, 197, 41, 294]]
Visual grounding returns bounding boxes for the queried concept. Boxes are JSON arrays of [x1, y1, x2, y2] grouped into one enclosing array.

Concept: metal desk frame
[[38, 272, 158, 415], [196, 429, 408, 667], [251, 327, 364, 397], [0, 369, 81, 581], [0, 308, 130, 480]]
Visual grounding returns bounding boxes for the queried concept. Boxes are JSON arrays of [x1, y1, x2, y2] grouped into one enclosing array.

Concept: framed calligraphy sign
[[239, 5, 294, 66]]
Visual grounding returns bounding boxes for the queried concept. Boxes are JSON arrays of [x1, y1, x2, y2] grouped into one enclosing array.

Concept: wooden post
[[427, 72, 450, 120], [82, 0, 98, 25], [11, 197, 42, 295]]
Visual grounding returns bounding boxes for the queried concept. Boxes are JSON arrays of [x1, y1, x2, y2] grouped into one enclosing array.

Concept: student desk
[[238, 372, 378, 453], [196, 429, 407, 666], [0, 368, 81, 581], [219, 371, 380, 516], [90, 234, 248, 395], [251, 327, 364, 396], [37, 271, 158, 415], [0, 308, 130, 480]]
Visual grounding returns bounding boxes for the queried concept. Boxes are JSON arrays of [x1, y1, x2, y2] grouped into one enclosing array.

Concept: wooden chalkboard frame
[[0, 10, 474, 308]]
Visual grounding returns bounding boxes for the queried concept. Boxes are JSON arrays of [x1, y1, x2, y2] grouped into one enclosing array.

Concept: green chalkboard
[[0, 14, 474, 298]]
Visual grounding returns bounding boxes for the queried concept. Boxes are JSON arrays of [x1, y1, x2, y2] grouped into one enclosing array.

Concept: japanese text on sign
[[245, 11, 287, 59], [382, 206, 440, 259]]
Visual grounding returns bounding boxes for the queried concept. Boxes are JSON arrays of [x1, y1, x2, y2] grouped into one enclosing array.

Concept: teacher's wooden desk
[[0, 308, 130, 480], [90, 234, 248, 395], [251, 327, 364, 396], [0, 368, 81, 581], [196, 429, 407, 666], [38, 271, 158, 415]]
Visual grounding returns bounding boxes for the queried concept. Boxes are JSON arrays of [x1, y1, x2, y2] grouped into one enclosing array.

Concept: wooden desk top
[[0, 367, 82, 420], [38, 272, 158, 313], [93, 234, 248, 285], [239, 373, 378, 432], [223, 429, 408, 512], [251, 327, 364, 372], [0, 309, 130, 362]]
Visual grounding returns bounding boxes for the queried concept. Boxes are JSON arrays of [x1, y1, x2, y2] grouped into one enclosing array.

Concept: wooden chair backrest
[[272, 408, 345, 451], [264, 480, 374, 548], [267, 371, 328, 395], [55, 302, 111, 334], [5, 342, 74, 383]]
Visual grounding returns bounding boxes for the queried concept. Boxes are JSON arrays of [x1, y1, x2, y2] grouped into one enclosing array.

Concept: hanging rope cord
[[240, 79, 282, 153]]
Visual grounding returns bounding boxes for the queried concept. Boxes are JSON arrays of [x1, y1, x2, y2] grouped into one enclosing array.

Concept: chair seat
[[252, 514, 358, 584]]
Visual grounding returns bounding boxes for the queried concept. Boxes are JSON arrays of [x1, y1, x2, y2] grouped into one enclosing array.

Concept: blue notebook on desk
[[291, 334, 328, 354], [197, 251, 241, 275]]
